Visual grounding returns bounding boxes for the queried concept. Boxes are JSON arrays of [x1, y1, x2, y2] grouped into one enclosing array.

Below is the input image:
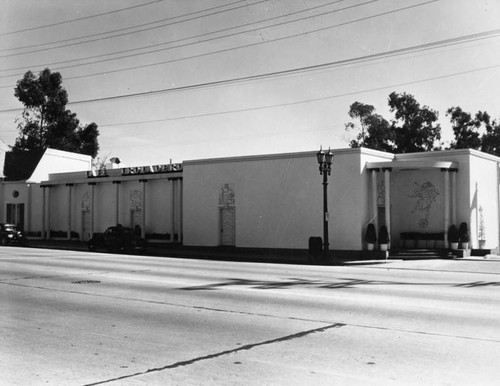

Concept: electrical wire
[[0, 0, 436, 86], [0, 25, 497, 112], [0, 62, 498, 128], [0, 0, 344, 72], [0, 0, 264, 56], [0, 0, 164, 36]]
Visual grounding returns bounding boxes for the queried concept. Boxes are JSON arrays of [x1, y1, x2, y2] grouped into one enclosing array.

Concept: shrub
[[447, 225, 459, 243], [365, 223, 377, 244], [379, 225, 389, 244], [459, 222, 470, 243]]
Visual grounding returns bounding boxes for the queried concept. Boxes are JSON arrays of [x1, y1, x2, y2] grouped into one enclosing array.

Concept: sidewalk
[[26, 239, 312, 265], [25, 239, 500, 266]]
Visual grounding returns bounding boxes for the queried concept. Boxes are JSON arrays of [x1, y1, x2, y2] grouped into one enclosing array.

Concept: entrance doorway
[[220, 207, 235, 246], [6, 203, 24, 230], [82, 211, 91, 241]]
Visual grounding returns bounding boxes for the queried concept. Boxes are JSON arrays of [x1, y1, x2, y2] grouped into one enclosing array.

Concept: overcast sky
[[1, 0, 499, 166]]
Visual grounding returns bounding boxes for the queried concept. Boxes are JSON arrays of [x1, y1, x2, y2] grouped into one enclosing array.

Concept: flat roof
[[366, 160, 459, 171]]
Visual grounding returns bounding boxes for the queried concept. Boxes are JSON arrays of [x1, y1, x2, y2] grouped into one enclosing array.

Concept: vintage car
[[88, 225, 145, 252], [0, 223, 27, 246]]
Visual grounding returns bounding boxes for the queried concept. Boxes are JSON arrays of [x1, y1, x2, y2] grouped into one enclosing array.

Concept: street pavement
[[1, 247, 500, 385]]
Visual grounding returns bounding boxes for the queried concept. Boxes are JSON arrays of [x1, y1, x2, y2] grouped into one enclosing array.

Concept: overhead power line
[[0, 0, 263, 55], [1, 62, 497, 133], [0, 0, 344, 73], [0, 0, 437, 86], [0, 0, 164, 36], [0, 34, 498, 117], [55, 29, 500, 105], [90, 63, 500, 128]]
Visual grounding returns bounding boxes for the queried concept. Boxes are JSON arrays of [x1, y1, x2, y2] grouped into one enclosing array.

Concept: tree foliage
[[388, 92, 441, 153], [345, 102, 394, 152], [346, 92, 441, 153], [447, 107, 500, 156], [13, 68, 99, 157]]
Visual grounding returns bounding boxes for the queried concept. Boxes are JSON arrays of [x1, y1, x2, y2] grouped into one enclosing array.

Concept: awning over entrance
[[366, 160, 459, 171]]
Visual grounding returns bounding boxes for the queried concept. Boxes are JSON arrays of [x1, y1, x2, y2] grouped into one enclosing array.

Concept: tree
[[13, 68, 99, 157], [447, 107, 500, 157], [388, 92, 441, 153], [480, 121, 500, 157], [345, 102, 394, 152], [446, 107, 482, 150], [345, 92, 442, 153]]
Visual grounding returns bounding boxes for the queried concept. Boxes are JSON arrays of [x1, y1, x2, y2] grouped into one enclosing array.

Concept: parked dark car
[[88, 225, 145, 252], [0, 223, 27, 246]]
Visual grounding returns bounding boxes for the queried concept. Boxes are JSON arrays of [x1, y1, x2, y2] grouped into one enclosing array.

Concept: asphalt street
[[1, 247, 500, 385]]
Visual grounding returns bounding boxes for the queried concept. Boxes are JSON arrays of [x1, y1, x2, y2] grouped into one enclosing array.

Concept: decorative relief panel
[[219, 184, 235, 208], [408, 181, 439, 228], [377, 179, 385, 206], [130, 190, 142, 210], [81, 191, 91, 212]]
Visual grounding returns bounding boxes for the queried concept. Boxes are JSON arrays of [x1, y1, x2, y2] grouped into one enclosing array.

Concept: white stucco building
[[1, 147, 499, 258]]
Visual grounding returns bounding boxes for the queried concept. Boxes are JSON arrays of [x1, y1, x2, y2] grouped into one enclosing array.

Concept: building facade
[[2, 147, 499, 256]]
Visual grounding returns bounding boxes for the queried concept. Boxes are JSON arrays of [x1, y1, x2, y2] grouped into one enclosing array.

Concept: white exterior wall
[[468, 152, 500, 249], [183, 152, 319, 249], [37, 171, 181, 240], [183, 149, 393, 251]]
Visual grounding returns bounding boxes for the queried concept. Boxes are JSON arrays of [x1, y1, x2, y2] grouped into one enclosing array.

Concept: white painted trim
[[367, 160, 458, 170]]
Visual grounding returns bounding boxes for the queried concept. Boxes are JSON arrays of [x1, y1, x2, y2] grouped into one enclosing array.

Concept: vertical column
[[172, 179, 176, 242], [46, 186, 51, 239], [443, 169, 450, 246], [371, 169, 378, 233], [89, 183, 96, 237], [498, 163, 500, 251], [25, 184, 32, 234], [140, 179, 147, 239], [384, 168, 392, 247], [41, 186, 47, 240], [66, 184, 73, 240], [113, 181, 121, 224], [178, 178, 183, 243], [451, 169, 457, 225]]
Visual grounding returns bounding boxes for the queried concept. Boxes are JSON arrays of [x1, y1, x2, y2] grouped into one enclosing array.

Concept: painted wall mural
[[408, 181, 440, 228]]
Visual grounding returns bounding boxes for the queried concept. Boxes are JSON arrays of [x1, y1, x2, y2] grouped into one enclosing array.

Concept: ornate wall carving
[[219, 184, 235, 208], [81, 191, 91, 212], [130, 190, 142, 211], [408, 181, 439, 228]]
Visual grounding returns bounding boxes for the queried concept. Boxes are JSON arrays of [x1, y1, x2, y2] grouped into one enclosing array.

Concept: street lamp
[[317, 147, 334, 255]]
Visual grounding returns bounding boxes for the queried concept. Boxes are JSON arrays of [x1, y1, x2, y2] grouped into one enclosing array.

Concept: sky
[[1, 0, 500, 167]]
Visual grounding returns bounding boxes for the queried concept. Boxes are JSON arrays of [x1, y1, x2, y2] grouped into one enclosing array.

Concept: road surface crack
[[84, 323, 344, 385]]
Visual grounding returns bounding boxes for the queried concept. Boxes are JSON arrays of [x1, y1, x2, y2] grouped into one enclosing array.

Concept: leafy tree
[[345, 92, 442, 153], [388, 92, 441, 153], [345, 102, 394, 152], [446, 107, 482, 150], [480, 121, 500, 157], [13, 68, 99, 157], [446, 107, 500, 156]]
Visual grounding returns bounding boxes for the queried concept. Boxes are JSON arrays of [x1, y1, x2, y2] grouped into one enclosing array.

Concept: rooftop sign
[[86, 163, 182, 178], [122, 163, 182, 176]]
